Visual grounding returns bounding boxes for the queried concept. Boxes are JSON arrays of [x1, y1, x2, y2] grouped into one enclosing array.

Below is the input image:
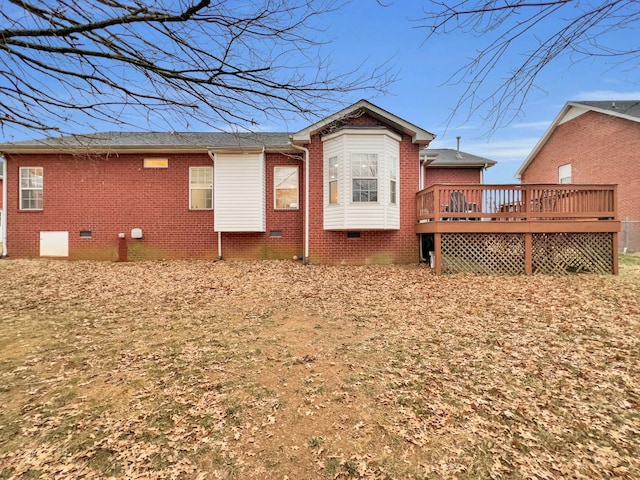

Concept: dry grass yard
[[1, 257, 639, 479]]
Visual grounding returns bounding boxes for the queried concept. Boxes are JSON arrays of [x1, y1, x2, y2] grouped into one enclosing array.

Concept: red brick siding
[[424, 167, 481, 186], [520, 111, 640, 228], [5, 152, 305, 260], [5, 153, 220, 259]]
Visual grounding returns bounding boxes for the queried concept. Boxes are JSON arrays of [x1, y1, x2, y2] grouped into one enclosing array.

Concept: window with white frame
[[274, 166, 299, 209], [189, 166, 213, 209], [20, 167, 43, 210], [390, 159, 397, 204], [558, 163, 572, 184], [351, 154, 378, 202], [328, 156, 339, 204]]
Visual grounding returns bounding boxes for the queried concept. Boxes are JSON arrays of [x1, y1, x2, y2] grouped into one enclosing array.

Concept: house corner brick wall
[[520, 111, 640, 250]]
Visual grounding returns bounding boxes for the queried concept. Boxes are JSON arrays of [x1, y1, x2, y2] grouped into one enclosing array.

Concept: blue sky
[[303, 1, 640, 183], [2, 1, 639, 184]]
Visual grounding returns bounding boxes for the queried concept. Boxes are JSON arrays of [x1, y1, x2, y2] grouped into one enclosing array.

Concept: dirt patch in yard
[[0, 259, 639, 479]]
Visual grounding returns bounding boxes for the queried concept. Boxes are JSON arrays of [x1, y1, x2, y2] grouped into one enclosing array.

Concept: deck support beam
[[524, 232, 533, 275], [434, 233, 442, 275], [612, 232, 619, 275]]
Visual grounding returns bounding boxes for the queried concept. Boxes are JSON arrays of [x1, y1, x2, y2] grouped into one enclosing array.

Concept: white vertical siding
[[214, 153, 265, 232], [322, 129, 401, 230]]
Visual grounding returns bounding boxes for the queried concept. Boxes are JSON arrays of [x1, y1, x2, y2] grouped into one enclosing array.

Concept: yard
[[1, 258, 639, 479]]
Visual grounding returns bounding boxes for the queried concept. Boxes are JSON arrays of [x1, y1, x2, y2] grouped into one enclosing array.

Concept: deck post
[[434, 233, 442, 274], [524, 232, 533, 275], [612, 232, 619, 275]]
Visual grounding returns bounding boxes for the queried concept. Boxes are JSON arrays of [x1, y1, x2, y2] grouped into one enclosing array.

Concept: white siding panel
[[214, 153, 265, 232], [323, 138, 345, 229]]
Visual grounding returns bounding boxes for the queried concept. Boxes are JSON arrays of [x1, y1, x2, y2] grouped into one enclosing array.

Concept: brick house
[[516, 100, 640, 251], [0, 100, 495, 264]]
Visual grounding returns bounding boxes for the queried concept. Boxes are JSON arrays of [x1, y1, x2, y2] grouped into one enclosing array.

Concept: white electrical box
[[131, 228, 143, 239]]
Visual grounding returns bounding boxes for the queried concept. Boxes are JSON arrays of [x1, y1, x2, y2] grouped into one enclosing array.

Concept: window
[[329, 157, 339, 204], [559, 164, 571, 184], [390, 159, 397, 204], [274, 166, 299, 209], [351, 154, 378, 202], [144, 158, 168, 168], [20, 167, 43, 210], [189, 166, 213, 209]]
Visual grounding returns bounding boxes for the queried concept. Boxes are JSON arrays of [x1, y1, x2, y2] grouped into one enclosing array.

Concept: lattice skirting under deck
[[440, 232, 614, 275], [532, 232, 613, 274]]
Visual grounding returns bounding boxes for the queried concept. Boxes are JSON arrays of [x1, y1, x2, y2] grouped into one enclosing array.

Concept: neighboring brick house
[[516, 100, 640, 251], [0, 100, 495, 264]]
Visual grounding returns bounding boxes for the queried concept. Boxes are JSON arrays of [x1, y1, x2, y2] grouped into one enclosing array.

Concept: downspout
[[289, 142, 309, 264], [1, 156, 6, 257], [207, 150, 222, 260], [481, 163, 488, 184]]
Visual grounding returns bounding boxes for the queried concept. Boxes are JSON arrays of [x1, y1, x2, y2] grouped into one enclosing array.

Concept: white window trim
[[189, 166, 213, 210], [559, 163, 572, 184], [390, 157, 398, 205], [19, 166, 43, 211], [274, 166, 299, 210], [351, 153, 379, 204]]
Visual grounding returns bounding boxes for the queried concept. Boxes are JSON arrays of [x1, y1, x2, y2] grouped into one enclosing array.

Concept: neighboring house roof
[[421, 148, 497, 168], [291, 99, 436, 146], [515, 100, 640, 179]]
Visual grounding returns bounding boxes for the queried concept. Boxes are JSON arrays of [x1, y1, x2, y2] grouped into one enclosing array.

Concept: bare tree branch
[[0, 0, 395, 137], [416, 0, 640, 134]]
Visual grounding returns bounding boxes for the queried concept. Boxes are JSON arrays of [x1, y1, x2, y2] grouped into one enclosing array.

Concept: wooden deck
[[416, 184, 620, 274]]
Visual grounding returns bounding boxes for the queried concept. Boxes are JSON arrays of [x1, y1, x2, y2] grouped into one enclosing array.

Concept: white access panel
[[214, 153, 266, 232], [40, 231, 69, 257]]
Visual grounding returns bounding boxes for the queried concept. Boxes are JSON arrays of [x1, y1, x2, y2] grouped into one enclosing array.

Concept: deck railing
[[417, 184, 617, 223]]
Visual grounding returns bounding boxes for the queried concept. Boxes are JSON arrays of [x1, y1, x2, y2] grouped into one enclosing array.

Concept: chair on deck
[[445, 191, 478, 220]]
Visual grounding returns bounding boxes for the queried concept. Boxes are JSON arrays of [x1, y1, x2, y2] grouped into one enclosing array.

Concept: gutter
[[207, 150, 222, 260], [289, 142, 309, 264], [1, 157, 6, 257]]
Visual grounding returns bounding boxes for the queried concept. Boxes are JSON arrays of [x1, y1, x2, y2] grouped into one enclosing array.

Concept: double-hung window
[[189, 166, 213, 210], [274, 166, 299, 209], [558, 164, 571, 184], [390, 160, 397, 204], [351, 154, 378, 202], [20, 167, 43, 210]]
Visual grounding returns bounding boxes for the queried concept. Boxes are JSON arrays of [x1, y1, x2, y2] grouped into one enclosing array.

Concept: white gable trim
[[292, 100, 435, 146]]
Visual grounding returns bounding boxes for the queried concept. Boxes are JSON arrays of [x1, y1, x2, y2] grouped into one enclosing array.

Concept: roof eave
[[0, 144, 295, 155]]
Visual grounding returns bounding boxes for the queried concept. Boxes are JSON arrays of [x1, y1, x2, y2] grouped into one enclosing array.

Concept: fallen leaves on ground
[[0, 259, 639, 479]]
